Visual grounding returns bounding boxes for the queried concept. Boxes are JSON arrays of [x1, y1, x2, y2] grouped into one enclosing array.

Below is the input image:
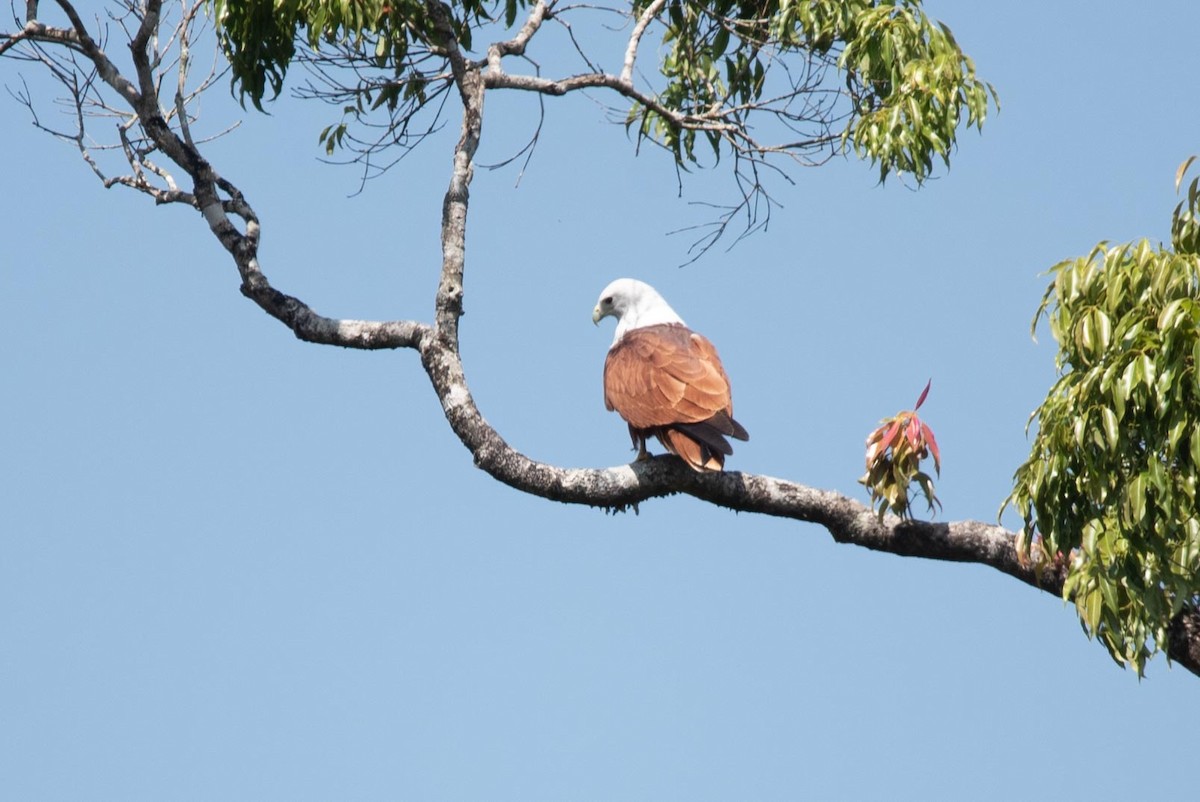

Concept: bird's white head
[[592, 278, 685, 345]]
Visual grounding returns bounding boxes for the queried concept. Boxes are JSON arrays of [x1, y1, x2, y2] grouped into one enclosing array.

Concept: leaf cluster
[[1007, 160, 1200, 674], [838, 3, 995, 182], [209, 0, 524, 109], [860, 380, 941, 520], [633, 0, 997, 181], [213, 1, 994, 186]]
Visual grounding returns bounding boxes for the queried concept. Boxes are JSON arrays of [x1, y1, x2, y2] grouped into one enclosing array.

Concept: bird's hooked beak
[[591, 305, 604, 326]]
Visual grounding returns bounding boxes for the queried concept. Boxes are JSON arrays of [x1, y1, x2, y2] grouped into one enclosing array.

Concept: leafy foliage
[[212, 0, 994, 185], [838, 4, 994, 182], [634, 0, 996, 181], [209, 0, 513, 109], [860, 380, 941, 519], [1173, 156, 1200, 255], [1007, 159, 1200, 675]]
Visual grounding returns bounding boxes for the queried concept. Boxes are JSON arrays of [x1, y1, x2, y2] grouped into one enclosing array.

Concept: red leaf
[[914, 378, 932, 411], [879, 418, 902, 449], [865, 424, 885, 447], [905, 415, 922, 449], [920, 421, 941, 474]]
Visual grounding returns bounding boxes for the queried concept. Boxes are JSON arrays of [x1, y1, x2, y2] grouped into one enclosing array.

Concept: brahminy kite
[[592, 278, 749, 471]]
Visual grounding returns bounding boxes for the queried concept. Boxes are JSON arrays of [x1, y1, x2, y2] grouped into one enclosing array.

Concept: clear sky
[[3, 2, 1199, 799]]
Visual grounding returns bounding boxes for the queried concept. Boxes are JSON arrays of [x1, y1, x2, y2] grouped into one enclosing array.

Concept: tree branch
[[622, 0, 665, 84], [483, 69, 733, 131], [0, 17, 83, 57], [425, 0, 477, 342], [51, 0, 140, 105], [415, 345, 1200, 678], [7, 1, 432, 351], [480, 63, 840, 175], [486, 0, 551, 66]]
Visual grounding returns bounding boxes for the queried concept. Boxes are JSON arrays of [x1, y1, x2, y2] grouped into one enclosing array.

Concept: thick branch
[[419, 336, 1200, 677], [240, 283, 431, 349], [426, 0, 479, 342], [1168, 607, 1200, 673], [0, 18, 83, 56], [52, 0, 140, 105]]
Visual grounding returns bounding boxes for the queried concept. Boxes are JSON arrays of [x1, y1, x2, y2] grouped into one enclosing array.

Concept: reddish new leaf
[[914, 378, 932, 411], [920, 421, 941, 474], [905, 415, 922, 450], [878, 418, 902, 448]]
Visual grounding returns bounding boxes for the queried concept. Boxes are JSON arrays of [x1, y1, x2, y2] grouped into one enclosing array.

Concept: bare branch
[[483, 69, 734, 134], [548, 8, 603, 74], [0, 17, 84, 57], [173, 0, 198, 149], [476, 79, 546, 184], [51, 0, 140, 105], [622, 0, 665, 84], [486, 0, 551, 67], [4, 0, 432, 351]]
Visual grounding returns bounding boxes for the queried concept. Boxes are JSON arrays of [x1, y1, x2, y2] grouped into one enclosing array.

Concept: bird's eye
[[603, 296, 613, 306]]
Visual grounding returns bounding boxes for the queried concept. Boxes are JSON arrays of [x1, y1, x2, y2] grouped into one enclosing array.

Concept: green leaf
[[1082, 588, 1102, 634], [1092, 309, 1111, 351], [712, 25, 730, 58], [1176, 155, 1197, 192], [1099, 406, 1119, 451]]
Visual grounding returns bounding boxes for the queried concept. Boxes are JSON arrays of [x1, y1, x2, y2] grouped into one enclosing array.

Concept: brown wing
[[604, 324, 734, 429]]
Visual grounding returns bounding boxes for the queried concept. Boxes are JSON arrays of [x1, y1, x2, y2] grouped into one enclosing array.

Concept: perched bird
[[592, 278, 749, 471]]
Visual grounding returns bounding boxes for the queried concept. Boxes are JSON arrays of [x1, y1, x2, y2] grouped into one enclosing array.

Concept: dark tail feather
[[655, 412, 749, 472], [674, 421, 735, 456], [703, 410, 749, 441]]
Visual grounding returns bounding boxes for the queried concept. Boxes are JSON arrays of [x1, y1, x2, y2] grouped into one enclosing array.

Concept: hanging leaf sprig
[[860, 380, 942, 520]]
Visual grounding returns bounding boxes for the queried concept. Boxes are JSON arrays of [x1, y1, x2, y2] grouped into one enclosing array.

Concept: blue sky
[[3, 1, 1199, 799]]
